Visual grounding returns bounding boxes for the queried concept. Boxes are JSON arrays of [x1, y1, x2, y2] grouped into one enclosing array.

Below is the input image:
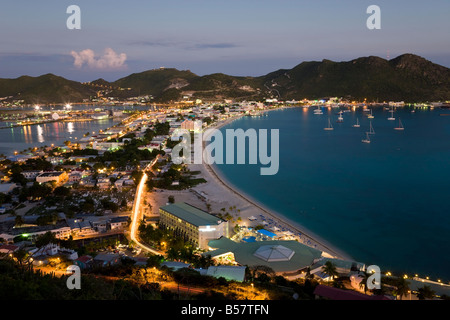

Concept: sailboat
[[352, 118, 360, 128], [314, 106, 323, 115], [387, 109, 395, 121], [324, 118, 334, 130], [368, 120, 375, 134], [362, 132, 371, 144], [337, 111, 344, 123], [367, 109, 374, 119], [394, 118, 404, 130]]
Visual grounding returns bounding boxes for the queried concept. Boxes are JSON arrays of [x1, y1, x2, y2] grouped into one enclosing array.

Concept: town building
[[21, 170, 44, 180], [109, 216, 129, 230], [36, 171, 68, 185], [159, 202, 228, 249]]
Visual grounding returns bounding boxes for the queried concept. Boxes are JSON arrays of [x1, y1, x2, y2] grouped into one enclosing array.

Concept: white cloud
[[70, 48, 127, 70]]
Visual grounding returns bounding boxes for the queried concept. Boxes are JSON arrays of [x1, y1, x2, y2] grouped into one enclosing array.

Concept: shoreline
[[194, 110, 353, 261]]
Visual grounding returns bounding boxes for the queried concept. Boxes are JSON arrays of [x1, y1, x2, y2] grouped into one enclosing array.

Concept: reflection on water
[[37, 125, 44, 143], [67, 122, 74, 134], [0, 119, 117, 156]]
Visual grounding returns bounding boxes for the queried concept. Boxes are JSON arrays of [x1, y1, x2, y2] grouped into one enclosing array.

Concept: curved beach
[[192, 113, 353, 261]]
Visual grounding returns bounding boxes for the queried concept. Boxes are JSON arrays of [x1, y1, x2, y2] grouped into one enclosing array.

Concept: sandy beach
[[148, 113, 353, 261]]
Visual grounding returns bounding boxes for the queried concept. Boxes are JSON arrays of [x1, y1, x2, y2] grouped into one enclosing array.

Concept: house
[[21, 170, 43, 180], [31, 243, 59, 256], [93, 253, 121, 267], [0, 244, 19, 254], [68, 172, 83, 183], [75, 255, 94, 269], [180, 120, 196, 131], [109, 216, 129, 230], [92, 220, 107, 232], [36, 171, 68, 185], [67, 219, 96, 237], [96, 178, 110, 189]]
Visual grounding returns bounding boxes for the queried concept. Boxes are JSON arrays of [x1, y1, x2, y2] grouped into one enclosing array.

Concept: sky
[[0, 0, 449, 81]]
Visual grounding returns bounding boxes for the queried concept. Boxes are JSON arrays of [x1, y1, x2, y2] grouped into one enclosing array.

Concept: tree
[[321, 261, 338, 281], [147, 255, 164, 268], [417, 285, 435, 300], [53, 186, 70, 197], [13, 249, 32, 270], [393, 277, 410, 300], [168, 195, 175, 204], [35, 231, 57, 248], [248, 265, 275, 282], [11, 172, 27, 186], [14, 215, 24, 227]]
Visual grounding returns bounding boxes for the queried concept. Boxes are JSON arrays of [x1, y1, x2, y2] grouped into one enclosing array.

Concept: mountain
[[261, 54, 450, 101], [0, 54, 449, 103], [0, 74, 97, 104]]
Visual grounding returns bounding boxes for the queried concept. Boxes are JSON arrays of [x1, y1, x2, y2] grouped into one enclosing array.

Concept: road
[[129, 156, 164, 256]]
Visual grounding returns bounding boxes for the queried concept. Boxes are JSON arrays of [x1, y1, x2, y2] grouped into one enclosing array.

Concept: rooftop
[[160, 202, 223, 227], [37, 171, 65, 177], [206, 237, 322, 273]]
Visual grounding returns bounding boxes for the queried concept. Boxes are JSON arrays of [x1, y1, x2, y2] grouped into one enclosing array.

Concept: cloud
[[128, 39, 239, 50], [190, 43, 239, 50], [70, 48, 127, 70]]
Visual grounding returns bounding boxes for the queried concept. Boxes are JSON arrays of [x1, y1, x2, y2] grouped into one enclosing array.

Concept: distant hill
[[0, 54, 449, 103], [261, 54, 450, 102], [0, 74, 97, 104]]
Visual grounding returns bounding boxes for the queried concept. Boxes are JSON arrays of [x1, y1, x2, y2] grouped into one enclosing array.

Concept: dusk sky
[[0, 0, 449, 81]]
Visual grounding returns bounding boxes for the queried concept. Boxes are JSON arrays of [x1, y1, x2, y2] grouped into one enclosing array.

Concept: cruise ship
[[91, 112, 110, 120]]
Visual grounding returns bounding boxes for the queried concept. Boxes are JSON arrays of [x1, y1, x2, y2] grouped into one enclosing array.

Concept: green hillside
[[0, 54, 449, 103]]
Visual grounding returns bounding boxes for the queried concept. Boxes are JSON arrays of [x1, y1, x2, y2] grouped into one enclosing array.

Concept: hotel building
[[159, 202, 228, 249]]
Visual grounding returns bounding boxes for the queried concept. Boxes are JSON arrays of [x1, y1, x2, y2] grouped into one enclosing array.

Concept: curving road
[[129, 157, 164, 256]]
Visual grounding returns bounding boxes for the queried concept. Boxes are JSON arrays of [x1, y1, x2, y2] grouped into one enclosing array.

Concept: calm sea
[[0, 118, 117, 156], [215, 106, 450, 281]]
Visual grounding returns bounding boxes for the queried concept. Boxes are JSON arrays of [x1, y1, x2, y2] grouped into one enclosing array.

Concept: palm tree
[[304, 266, 314, 280], [417, 285, 435, 300], [394, 277, 410, 300], [358, 272, 370, 293], [321, 261, 338, 281]]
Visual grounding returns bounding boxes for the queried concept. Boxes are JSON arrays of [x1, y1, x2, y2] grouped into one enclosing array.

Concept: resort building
[[205, 237, 323, 276], [159, 202, 228, 249]]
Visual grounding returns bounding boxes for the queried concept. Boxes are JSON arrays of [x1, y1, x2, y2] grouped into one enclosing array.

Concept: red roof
[[76, 255, 93, 263], [314, 285, 391, 300], [0, 244, 19, 253]]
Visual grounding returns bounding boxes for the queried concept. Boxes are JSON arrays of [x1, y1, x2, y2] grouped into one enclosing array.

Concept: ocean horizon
[[215, 106, 450, 282]]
